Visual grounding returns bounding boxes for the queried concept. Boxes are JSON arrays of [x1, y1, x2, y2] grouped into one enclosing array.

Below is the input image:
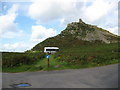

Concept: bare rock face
[[60, 19, 119, 44], [82, 30, 110, 43]]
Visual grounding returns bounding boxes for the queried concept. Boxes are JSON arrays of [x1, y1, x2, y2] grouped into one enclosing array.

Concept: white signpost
[[44, 47, 59, 54], [44, 47, 59, 68]]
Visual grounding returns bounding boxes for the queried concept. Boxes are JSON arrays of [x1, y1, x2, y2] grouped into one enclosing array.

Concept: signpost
[[46, 55, 50, 67], [44, 47, 59, 68]]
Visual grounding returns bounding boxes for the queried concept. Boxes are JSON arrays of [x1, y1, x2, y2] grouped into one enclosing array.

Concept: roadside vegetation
[[2, 19, 120, 73], [2, 43, 119, 73], [2, 51, 45, 72], [55, 43, 119, 66]]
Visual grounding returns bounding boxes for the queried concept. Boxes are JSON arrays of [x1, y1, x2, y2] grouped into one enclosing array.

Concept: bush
[[54, 43, 119, 65], [2, 52, 45, 68]]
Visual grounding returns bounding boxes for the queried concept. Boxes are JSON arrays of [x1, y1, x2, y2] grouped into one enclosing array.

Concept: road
[[2, 64, 118, 88]]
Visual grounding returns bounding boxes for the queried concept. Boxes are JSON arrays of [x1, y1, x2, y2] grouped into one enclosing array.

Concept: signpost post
[[48, 58, 50, 68], [46, 54, 50, 68]]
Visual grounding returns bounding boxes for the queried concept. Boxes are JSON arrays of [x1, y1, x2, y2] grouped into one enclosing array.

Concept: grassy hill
[[54, 43, 119, 65], [32, 19, 119, 51], [2, 19, 120, 72], [29, 19, 119, 71], [2, 43, 119, 73]]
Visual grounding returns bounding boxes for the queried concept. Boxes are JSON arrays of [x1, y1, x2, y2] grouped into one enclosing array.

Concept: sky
[[0, 0, 119, 52]]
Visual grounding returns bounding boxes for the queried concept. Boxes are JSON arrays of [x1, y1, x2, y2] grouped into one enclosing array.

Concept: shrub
[[54, 43, 119, 65], [2, 52, 45, 68]]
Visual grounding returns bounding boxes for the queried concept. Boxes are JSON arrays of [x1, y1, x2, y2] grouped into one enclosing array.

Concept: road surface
[[2, 64, 118, 88]]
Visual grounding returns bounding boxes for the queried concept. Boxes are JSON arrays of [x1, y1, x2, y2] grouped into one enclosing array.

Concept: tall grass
[[2, 43, 119, 72], [54, 43, 119, 65], [2, 51, 45, 68]]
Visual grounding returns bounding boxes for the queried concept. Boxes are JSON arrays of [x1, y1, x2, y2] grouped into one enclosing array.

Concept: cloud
[[106, 27, 118, 35], [0, 42, 31, 52], [84, 0, 117, 22], [28, 0, 118, 35], [28, 0, 118, 23], [28, 0, 82, 24], [31, 25, 57, 42], [0, 4, 23, 38]]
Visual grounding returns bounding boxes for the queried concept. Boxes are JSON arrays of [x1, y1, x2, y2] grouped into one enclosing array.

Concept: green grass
[[31, 55, 119, 71], [2, 65, 32, 73], [2, 54, 119, 73], [2, 52, 45, 68], [55, 43, 119, 65], [2, 43, 119, 73]]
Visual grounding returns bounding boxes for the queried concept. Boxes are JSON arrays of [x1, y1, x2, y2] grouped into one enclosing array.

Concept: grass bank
[[2, 54, 119, 73], [2, 43, 119, 73]]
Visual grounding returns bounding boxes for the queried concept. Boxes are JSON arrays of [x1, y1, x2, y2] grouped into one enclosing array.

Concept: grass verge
[[2, 55, 119, 73]]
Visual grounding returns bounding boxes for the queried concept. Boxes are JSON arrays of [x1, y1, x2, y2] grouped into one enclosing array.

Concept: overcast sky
[[0, 0, 119, 52]]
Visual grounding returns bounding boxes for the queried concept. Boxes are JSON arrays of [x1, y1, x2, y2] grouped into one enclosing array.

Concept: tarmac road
[[2, 64, 118, 88]]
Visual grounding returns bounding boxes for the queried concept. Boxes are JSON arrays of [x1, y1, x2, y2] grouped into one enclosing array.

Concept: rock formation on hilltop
[[31, 19, 119, 51]]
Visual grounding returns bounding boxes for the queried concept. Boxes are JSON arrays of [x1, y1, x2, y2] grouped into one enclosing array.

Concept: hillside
[[32, 19, 119, 51], [3, 19, 119, 72]]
